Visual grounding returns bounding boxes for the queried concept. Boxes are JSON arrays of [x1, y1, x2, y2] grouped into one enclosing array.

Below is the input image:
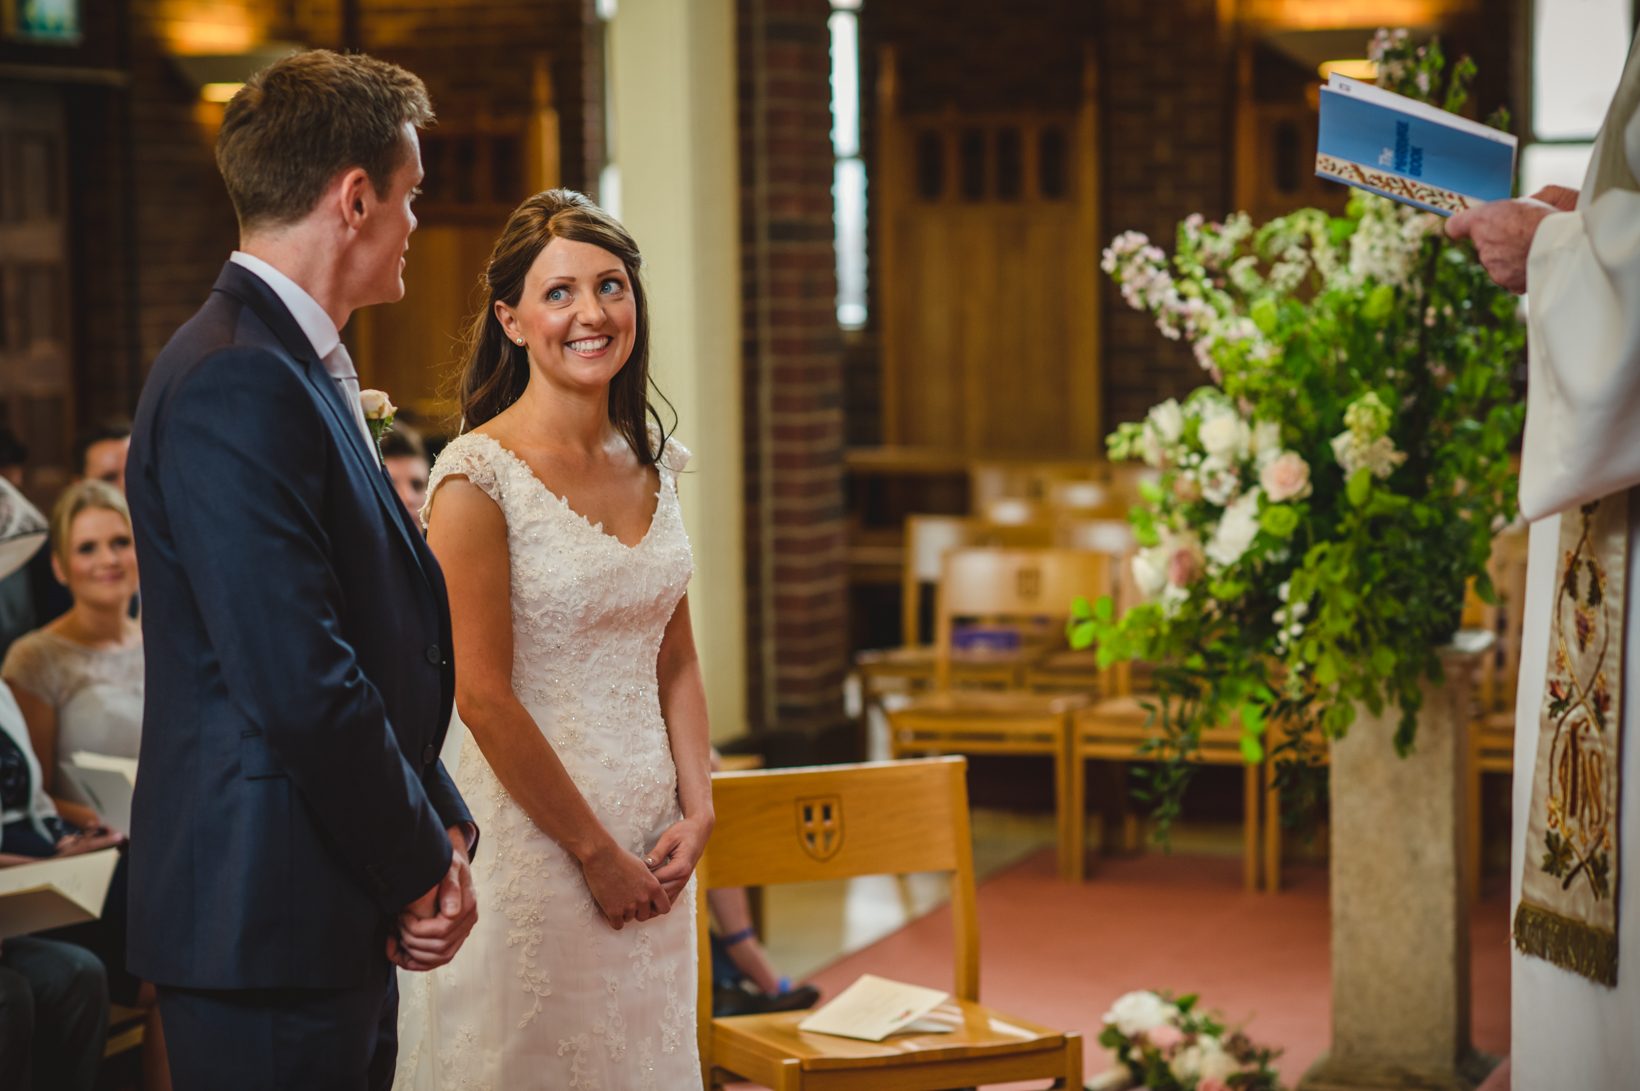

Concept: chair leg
[[1242, 762, 1259, 893], [1066, 748, 1085, 882], [1057, 736, 1077, 882], [1263, 759, 1282, 893]]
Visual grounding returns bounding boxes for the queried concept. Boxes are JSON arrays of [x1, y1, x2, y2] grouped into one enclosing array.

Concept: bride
[[395, 189, 712, 1088]]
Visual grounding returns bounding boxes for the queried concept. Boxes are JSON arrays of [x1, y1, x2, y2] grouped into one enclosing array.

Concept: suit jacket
[[126, 260, 473, 989]]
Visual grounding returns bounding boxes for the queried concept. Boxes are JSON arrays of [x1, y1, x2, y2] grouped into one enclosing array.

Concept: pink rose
[[1259, 450, 1312, 502], [1167, 547, 1199, 588], [1145, 1024, 1186, 1049]]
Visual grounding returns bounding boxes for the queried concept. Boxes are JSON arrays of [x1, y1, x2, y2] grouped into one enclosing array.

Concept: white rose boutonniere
[[359, 389, 397, 456]]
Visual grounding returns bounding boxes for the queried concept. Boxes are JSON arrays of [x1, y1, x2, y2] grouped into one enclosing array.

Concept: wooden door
[[0, 84, 73, 506], [875, 48, 1102, 459]]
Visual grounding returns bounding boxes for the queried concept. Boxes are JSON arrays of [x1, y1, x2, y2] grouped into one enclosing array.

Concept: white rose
[[1251, 419, 1283, 463], [1104, 991, 1179, 1037], [1131, 546, 1169, 603], [1259, 450, 1312, 502], [1148, 399, 1185, 443], [1199, 413, 1251, 462], [1205, 489, 1263, 568], [358, 389, 395, 420]]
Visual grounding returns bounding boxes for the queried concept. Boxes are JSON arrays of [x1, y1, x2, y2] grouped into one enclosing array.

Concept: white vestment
[[1513, 34, 1640, 1091]]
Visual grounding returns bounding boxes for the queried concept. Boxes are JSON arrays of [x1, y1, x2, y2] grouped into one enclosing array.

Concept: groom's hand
[[386, 827, 479, 972]]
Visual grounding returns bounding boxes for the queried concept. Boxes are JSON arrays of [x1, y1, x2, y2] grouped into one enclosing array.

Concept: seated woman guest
[[3, 481, 141, 832]]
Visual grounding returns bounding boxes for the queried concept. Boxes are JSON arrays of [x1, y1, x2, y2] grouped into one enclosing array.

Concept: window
[[831, 0, 867, 330], [1520, 0, 1635, 195]]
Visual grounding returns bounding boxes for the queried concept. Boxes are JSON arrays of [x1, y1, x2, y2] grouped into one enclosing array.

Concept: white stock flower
[[1251, 420, 1282, 463], [1331, 431, 1407, 480], [1132, 547, 1169, 603], [1148, 399, 1185, 443], [1199, 412, 1251, 462], [1260, 450, 1312, 502], [1198, 458, 1239, 506], [1104, 991, 1179, 1037], [1171, 1036, 1241, 1084], [1206, 489, 1263, 568]]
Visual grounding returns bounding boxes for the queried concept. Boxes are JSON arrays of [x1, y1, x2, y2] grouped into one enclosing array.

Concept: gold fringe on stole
[[1514, 901, 1619, 987]]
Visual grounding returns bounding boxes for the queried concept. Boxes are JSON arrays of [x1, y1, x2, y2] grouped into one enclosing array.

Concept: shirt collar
[[229, 251, 341, 361]]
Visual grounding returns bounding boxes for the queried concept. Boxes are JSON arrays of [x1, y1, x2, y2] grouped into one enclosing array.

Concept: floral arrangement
[[1101, 990, 1282, 1091], [1069, 32, 1524, 830]]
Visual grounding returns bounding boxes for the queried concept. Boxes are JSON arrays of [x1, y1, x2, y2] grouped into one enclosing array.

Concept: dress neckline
[[464, 431, 665, 552]]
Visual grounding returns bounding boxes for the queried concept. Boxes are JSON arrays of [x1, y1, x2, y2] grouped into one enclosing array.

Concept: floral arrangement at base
[[1101, 990, 1282, 1091], [1067, 30, 1525, 835]]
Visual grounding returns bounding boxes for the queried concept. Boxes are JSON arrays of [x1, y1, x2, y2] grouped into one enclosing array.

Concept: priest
[[1448, 35, 1640, 1090]]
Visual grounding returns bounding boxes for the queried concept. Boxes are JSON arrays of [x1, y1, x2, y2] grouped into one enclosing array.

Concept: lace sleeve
[[1, 633, 65, 709], [424, 434, 506, 529], [645, 420, 691, 476]]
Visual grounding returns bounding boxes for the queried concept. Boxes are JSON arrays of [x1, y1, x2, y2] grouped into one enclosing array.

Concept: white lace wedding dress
[[394, 425, 699, 1090]]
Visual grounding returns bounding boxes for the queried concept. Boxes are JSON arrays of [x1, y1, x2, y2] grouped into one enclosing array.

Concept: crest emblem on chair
[[1017, 566, 1041, 601], [797, 795, 843, 862]]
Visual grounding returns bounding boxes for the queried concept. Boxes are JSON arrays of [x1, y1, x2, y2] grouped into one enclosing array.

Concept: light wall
[[608, 0, 747, 743]]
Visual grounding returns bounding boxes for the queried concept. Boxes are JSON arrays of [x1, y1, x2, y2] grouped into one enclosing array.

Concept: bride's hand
[[581, 841, 670, 930], [644, 815, 712, 902]]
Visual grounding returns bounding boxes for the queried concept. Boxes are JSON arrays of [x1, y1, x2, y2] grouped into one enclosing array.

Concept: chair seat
[[1073, 697, 1245, 763], [713, 999, 1071, 1085]]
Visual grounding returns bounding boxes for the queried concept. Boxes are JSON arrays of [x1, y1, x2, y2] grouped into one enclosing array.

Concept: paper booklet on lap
[[57, 752, 138, 834], [1315, 74, 1517, 215], [0, 848, 120, 940], [797, 974, 952, 1041]]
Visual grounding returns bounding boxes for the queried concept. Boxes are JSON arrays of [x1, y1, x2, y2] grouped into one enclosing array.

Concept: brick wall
[[738, 0, 849, 735]]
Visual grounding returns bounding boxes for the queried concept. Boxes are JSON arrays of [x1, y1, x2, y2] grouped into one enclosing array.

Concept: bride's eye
[[546, 286, 569, 302], [600, 278, 624, 296]]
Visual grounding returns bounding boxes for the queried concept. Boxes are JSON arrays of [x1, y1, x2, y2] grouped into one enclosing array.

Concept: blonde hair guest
[[3, 479, 142, 832]]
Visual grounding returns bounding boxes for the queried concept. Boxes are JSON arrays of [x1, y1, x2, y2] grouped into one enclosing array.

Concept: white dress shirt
[[228, 251, 380, 466]]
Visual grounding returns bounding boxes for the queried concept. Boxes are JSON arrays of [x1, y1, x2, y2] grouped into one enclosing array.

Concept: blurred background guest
[[0, 428, 35, 658], [4, 482, 142, 833], [382, 423, 430, 525], [27, 419, 133, 630]]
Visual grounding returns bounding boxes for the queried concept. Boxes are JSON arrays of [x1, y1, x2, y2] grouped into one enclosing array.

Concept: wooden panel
[[877, 47, 1102, 462]]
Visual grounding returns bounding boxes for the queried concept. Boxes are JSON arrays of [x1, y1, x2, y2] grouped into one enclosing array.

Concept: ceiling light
[[200, 82, 244, 103], [1319, 59, 1379, 80]]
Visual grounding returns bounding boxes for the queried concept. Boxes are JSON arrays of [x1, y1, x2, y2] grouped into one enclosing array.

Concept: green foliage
[[1084, 36, 1524, 838]]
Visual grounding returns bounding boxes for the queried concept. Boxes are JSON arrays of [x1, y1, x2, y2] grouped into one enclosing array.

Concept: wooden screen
[[874, 47, 1102, 459], [0, 84, 73, 505]]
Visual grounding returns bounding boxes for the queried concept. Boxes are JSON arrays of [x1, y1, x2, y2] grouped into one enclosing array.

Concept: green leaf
[[1240, 733, 1265, 763], [1347, 467, 1372, 508], [1371, 645, 1397, 675], [1068, 621, 1095, 650], [1251, 295, 1280, 334], [1138, 479, 1164, 505], [1362, 282, 1395, 320], [1095, 595, 1114, 621]]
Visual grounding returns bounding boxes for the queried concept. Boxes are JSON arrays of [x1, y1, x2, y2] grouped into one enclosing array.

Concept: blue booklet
[[1315, 75, 1517, 215]]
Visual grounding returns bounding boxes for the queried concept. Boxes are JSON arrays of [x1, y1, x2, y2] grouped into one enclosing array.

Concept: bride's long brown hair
[[455, 188, 672, 464]]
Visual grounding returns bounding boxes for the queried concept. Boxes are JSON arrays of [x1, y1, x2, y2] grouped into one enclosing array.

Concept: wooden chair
[[887, 548, 1110, 880], [1024, 520, 1138, 696], [1261, 717, 1328, 893], [969, 460, 1106, 514], [697, 758, 1084, 1090], [1468, 526, 1530, 902], [1068, 698, 1264, 889], [855, 516, 1055, 701]]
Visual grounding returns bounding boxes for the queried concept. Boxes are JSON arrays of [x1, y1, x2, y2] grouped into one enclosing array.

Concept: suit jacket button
[[425, 645, 441, 665], [421, 744, 437, 765]]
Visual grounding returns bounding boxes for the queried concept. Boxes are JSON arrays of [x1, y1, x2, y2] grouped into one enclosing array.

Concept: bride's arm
[[427, 476, 670, 930], [649, 595, 715, 900]]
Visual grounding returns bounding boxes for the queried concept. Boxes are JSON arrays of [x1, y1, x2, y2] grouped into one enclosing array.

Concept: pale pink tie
[[320, 344, 380, 467]]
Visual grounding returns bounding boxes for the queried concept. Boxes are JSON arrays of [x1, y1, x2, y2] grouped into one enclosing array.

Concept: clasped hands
[[582, 813, 711, 932], [387, 825, 480, 973], [1447, 185, 1580, 294]]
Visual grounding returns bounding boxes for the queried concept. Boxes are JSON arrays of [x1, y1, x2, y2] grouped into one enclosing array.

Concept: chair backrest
[[970, 459, 1107, 512], [934, 548, 1112, 689], [902, 516, 1055, 645], [1479, 525, 1531, 712], [1107, 462, 1160, 508], [695, 758, 980, 1069]]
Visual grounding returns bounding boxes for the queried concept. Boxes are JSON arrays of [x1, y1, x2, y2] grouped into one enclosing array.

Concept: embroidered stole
[[1514, 496, 1626, 986]]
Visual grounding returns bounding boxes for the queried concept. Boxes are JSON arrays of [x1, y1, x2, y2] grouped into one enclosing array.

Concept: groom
[[126, 50, 478, 1089]]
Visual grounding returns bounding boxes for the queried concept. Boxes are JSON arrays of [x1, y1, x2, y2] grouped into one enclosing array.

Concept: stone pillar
[[609, 0, 749, 742], [1299, 639, 1499, 1091]]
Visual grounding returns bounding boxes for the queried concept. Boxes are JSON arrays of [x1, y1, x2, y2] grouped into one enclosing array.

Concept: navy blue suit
[[126, 261, 473, 1087]]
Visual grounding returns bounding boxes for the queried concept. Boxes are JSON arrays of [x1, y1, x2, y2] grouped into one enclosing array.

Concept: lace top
[[2, 629, 144, 764]]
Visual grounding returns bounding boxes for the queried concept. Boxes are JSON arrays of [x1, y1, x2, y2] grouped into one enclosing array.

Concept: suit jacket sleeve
[[156, 347, 451, 914]]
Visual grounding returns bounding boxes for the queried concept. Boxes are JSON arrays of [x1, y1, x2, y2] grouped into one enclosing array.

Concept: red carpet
[[798, 849, 1511, 1085]]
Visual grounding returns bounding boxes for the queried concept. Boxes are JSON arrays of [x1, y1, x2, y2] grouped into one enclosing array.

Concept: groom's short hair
[[216, 49, 434, 232]]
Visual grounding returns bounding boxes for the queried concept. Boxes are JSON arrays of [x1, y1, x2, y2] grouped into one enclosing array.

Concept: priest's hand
[[1447, 187, 1578, 294]]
